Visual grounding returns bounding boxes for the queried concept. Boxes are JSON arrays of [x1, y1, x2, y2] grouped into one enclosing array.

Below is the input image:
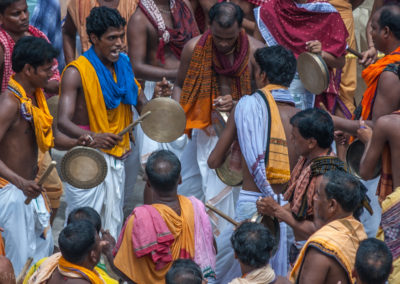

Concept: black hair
[[254, 46, 296, 87], [67, 207, 101, 233], [12, 36, 58, 73], [86, 6, 126, 43], [58, 220, 96, 264], [231, 222, 275, 268], [355, 238, 393, 284], [209, 2, 243, 28], [322, 170, 367, 219], [290, 108, 334, 148], [165, 259, 203, 284], [145, 150, 181, 193], [0, 0, 19, 14], [378, 4, 400, 40]]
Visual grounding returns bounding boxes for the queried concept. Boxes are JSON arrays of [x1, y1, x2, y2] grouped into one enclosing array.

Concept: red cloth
[[113, 205, 174, 270], [139, 0, 199, 63], [0, 25, 60, 93]]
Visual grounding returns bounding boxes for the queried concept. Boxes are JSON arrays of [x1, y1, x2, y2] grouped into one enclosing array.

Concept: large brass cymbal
[[346, 139, 382, 179], [297, 52, 329, 95], [211, 110, 228, 137], [141, 98, 186, 143], [47, 95, 59, 121]]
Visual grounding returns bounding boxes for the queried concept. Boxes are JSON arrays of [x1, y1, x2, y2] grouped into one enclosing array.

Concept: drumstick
[[205, 203, 238, 226], [25, 161, 57, 205], [347, 47, 363, 59], [118, 111, 152, 137], [15, 257, 33, 284]]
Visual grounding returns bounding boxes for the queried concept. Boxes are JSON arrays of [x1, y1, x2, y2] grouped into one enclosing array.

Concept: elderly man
[[173, 1, 264, 232], [113, 150, 216, 284], [290, 170, 367, 284], [229, 222, 291, 284]]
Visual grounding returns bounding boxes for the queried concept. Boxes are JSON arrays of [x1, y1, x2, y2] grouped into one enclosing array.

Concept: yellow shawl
[[229, 264, 275, 284], [290, 216, 367, 283], [114, 195, 195, 284], [58, 256, 105, 284], [259, 84, 291, 184], [8, 76, 54, 152], [377, 187, 400, 284], [64, 56, 132, 157]]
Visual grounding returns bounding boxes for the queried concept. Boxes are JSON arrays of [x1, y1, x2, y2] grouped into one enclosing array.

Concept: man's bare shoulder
[[185, 35, 202, 52], [48, 269, 90, 284], [248, 35, 265, 52], [0, 91, 19, 116], [61, 65, 82, 86], [375, 114, 400, 135], [129, 7, 150, 26]]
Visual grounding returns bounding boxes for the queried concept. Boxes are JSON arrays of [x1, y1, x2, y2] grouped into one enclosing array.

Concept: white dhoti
[[360, 176, 382, 238], [209, 189, 288, 284], [64, 152, 125, 240], [0, 183, 53, 276]]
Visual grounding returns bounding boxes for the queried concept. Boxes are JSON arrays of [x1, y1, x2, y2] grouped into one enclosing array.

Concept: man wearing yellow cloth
[[58, 7, 146, 240], [290, 170, 367, 284], [113, 150, 216, 284], [0, 37, 90, 277], [207, 46, 296, 282]]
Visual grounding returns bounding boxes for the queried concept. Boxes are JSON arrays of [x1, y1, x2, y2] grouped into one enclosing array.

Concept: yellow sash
[[63, 56, 133, 157], [58, 256, 105, 284], [8, 76, 54, 152], [259, 84, 291, 184]]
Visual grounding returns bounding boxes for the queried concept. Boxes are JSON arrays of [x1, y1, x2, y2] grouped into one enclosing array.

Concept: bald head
[[376, 4, 400, 40], [145, 150, 181, 193], [209, 2, 243, 28]]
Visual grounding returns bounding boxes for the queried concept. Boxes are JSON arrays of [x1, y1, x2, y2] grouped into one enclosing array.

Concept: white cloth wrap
[[0, 183, 53, 276], [64, 151, 125, 240]]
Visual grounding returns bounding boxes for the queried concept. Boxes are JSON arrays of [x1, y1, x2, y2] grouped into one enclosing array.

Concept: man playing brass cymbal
[[207, 45, 297, 282]]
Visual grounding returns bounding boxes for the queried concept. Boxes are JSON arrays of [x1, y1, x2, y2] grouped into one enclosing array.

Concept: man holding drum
[[0, 37, 89, 276], [58, 7, 146, 240]]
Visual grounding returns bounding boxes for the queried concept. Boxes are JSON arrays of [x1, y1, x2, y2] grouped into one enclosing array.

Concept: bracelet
[[87, 134, 94, 142]]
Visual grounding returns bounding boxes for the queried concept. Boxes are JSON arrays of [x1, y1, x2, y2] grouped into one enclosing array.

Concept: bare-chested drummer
[[57, 7, 146, 240], [207, 45, 297, 281], [172, 2, 264, 231], [0, 37, 89, 276]]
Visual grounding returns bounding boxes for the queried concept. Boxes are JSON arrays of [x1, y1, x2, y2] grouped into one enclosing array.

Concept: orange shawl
[[68, 0, 138, 52], [359, 46, 400, 120], [58, 257, 105, 284], [180, 30, 251, 134], [114, 195, 195, 284], [0, 232, 4, 256]]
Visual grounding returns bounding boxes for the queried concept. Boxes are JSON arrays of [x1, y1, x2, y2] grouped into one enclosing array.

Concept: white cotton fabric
[[0, 183, 53, 276]]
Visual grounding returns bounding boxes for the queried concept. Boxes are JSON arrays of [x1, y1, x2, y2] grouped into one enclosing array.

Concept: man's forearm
[[134, 64, 178, 82], [0, 160, 25, 187], [104, 251, 136, 284], [333, 116, 374, 136], [44, 80, 60, 95], [63, 33, 76, 64], [57, 119, 90, 139], [277, 208, 316, 241]]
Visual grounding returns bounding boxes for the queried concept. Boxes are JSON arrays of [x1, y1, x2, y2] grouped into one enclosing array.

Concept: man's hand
[[256, 197, 279, 217], [16, 178, 43, 199], [334, 130, 348, 145], [76, 133, 93, 147], [153, 77, 173, 98], [213, 95, 234, 112], [306, 40, 322, 54], [101, 229, 116, 256], [89, 133, 122, 150], [0, 227, 3, 232], [357, 120, 373, 144], [360, 46, 377, 67]]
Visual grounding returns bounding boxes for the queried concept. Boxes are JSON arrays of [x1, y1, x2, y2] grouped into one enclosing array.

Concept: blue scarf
[[83, 47, 138, 109]]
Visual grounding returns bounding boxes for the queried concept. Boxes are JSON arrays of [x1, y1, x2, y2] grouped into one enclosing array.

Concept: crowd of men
[[0, 0, 399, 283]]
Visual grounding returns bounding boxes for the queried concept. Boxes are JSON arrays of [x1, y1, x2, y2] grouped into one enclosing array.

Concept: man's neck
[[13, 74, 36, 99], [97, 0, 120, 8], [6, 29, 27, 44], [152, 194, 181, 215], [305, 147, 330, 163], [93, 47, 114, 72], [154, 0, 170, 7], [240, 263, 258, 276]]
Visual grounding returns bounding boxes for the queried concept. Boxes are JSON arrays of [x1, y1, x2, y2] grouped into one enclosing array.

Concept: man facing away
[[58, 6, 146, 240], [290, 170, 367, 284], [229, 222, 291, 284], [113, 150, 216, 284], [0, 37, 89, 276], [207, 45, 297, 281]]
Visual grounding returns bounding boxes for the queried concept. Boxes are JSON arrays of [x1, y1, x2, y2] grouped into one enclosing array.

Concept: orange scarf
[[58, 256, 105, 284], [180, 30, 251, 134], [0, 232, 4, 256], [359, 46, 400, 120], [8, 76, 54, 152]]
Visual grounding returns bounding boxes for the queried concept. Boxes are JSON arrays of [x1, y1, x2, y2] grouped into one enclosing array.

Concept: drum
[[250, 212, 280, 255], [60, 146, 108, 189], [297, 52, 329, 95], [346, 139, 382, 179], [211, 110, 243, 186], [140, 97, 186, 143]]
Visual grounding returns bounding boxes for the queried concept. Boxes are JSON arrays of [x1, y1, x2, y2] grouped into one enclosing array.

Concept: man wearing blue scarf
[[57, 6, 147, 240]]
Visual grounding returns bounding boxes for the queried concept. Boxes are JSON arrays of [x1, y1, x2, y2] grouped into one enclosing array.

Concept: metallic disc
[[346, 140, 382, 179], [250, 212, 280, 256], [215, 153, 243, 186], [211, 110, 229, 137], [141, 98, 186, 143], [47, 95, 59, 121], [297, 52, 329, 95], [60, 146, 108, 189]]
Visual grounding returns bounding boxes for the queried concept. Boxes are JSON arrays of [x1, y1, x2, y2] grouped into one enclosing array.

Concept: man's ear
[[328, 198, 338, 215], [23, 63, 34, 77], [178, 175, 182, 185], [89, 33, 99, 45], [308, 137, 318, 150]]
